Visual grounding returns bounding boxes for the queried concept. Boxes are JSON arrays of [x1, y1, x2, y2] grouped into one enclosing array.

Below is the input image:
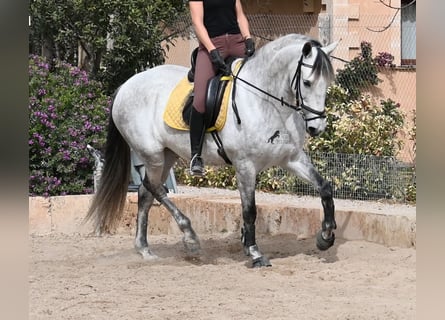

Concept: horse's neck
[[233, 49, 305, 140], [246, 45, 300, 102], [239, 45, 301, 122]]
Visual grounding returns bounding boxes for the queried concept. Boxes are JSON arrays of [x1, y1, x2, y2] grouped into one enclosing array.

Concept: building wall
[[241, 0, 323, 15], [162, 36, 198, 70], [330, 0, 404, 66], [366, 67, 416, 161], [327, 0, 415, 160], [164, 1, 325, 67]]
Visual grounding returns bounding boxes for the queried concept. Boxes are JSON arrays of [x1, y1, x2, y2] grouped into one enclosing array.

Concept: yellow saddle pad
[[163, 61, 242, 132]]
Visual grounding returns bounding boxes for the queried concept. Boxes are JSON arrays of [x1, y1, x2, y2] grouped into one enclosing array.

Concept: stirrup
[[190, 154, 205, 177]]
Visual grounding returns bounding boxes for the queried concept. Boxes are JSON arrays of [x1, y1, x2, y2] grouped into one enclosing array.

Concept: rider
[[188, 0, 255, 176]]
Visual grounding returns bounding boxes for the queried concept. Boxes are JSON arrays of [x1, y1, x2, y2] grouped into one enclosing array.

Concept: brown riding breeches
[[192, 33, 246, 113]]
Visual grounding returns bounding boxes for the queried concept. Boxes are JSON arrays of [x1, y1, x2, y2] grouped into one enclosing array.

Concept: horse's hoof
[[142, 253, 159, 260], [252, 256, 272, 268], [138, 247, 159, 260], [183, 238, 201, 254], [316, 230, 335, 251]]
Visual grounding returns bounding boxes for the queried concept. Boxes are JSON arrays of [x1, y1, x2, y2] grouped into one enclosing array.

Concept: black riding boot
[[189, 107, 206, 176]]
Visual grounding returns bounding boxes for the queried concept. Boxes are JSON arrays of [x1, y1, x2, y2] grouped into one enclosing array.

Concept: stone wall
[[29, 193, 416, 248]]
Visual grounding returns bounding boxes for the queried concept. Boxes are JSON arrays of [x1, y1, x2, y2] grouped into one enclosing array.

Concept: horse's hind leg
[[285, 153, 336, 250], [141, 151, 200, 255], [160, 194, 201, 253], [134, 183, 158, 259]]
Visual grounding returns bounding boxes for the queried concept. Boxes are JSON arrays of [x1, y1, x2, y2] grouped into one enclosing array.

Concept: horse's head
[[294, 40, 338, 137]]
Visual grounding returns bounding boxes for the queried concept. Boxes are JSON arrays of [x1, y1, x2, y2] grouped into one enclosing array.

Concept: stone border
[[29, 192, 416, 248]]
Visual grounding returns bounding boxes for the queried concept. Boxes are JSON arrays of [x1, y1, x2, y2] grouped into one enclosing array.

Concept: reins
[[230, 53, 327, 125]]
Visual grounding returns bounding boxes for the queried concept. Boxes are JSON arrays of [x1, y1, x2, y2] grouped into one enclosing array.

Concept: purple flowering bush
[[29, 55, 110, 196], [374, 51, 396, 68]]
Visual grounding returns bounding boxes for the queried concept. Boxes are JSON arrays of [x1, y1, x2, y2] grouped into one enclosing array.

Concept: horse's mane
[[311, 45, 335, 83], [254, 34, 334, 82]]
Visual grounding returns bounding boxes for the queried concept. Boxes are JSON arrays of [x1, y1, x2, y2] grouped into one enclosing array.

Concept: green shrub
[[405, 182, 416, 203], [29, 55, 110, 196], [256, 168, 296, 193], [335, 41, 381, 100], [307, 85, 405, 157], [300, 85, 409, 201], [174, 159, 238, 189], [405, 110, 416, 203], [174, 162, 297, 193]]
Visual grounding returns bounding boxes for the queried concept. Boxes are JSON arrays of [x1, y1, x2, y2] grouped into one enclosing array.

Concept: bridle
[[291, 54, 327, 121], [230, 52, 327, 125]]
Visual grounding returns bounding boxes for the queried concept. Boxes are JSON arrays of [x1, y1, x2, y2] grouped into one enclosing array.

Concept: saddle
[[182, 75, 230, 130], [163, 49, 242, 164]]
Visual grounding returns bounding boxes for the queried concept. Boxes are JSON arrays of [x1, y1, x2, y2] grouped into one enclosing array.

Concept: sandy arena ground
[[30, 230, 415, 319]]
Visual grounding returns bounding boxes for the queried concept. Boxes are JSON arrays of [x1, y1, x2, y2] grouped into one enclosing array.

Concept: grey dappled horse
[[86, 34, 338, 267]]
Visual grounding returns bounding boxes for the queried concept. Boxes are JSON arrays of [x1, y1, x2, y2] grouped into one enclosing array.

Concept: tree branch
[[366, 0, 415, 33], [366, 9, 400, 33], [378, 0, 416, 10]]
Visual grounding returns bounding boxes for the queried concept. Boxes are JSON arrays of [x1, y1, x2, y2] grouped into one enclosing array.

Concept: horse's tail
[[84, 91, 131, 234]]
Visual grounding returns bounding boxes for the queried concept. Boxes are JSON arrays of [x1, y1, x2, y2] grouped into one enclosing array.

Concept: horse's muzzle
[[307, 126, 320, 137]]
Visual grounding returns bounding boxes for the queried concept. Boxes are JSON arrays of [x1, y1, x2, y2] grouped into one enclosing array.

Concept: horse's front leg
[[236, 165, 272, 268], [285, 153, 336, 250], [315, 172, 337, 250]]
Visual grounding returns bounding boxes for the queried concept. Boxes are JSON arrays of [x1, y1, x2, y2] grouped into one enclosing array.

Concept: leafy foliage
[[29, 0, 189, 93], [308, 153, 411, 201], [256, 168, 296, 193], [307, 85, 405, 157], [335, 41, 381, 100], [408, 110, 416, 156], [29, 55, 110, 196], [174, 160, 238, 189], [405, 110, 416, 203]]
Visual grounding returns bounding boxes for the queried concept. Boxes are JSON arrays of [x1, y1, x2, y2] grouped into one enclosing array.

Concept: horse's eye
[[303, 80, 311, 87]]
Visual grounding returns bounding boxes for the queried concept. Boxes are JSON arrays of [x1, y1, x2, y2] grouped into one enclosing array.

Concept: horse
[[85, 33, 339, 268]]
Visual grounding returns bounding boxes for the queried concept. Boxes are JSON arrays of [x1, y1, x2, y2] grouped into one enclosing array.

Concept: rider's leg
[[189, 107, 206, 176], [189, 46, 215, 176]]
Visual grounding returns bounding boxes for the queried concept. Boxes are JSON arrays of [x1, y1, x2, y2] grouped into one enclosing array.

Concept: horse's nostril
[[307, 127, 318, 137]]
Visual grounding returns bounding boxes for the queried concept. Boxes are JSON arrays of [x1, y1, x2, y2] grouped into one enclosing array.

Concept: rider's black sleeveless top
[[189, 0, 241, 38]]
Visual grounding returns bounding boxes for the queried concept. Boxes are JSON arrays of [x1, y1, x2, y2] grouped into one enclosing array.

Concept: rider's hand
[[209, 49, 230, 75], [245, 38, 255, 57]]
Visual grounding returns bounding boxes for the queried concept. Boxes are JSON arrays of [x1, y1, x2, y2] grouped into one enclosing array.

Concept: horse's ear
[[302, 42, 312, 57], [321, 39, 340, 56]]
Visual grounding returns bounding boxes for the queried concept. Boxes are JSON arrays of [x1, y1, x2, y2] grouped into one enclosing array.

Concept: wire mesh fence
[[283, 152, 415, 202], [174, 151, 416, 203]]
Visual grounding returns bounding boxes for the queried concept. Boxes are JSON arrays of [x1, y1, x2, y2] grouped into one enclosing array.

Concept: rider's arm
[[235, 0, 251, 39], [189, 1, 216, 52]]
